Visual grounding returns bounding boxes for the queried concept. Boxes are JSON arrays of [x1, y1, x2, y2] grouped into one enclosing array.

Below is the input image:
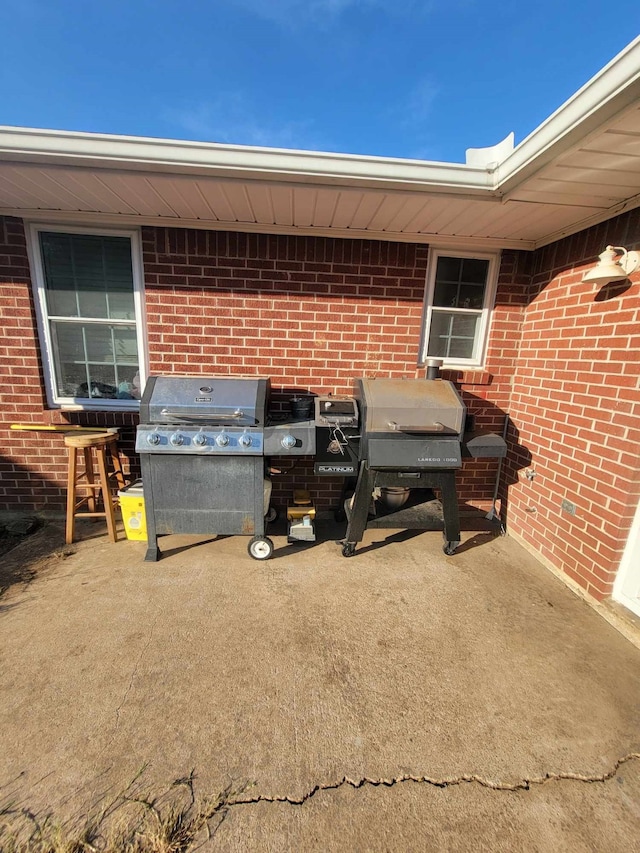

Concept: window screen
[[38, 231, 141, 402]]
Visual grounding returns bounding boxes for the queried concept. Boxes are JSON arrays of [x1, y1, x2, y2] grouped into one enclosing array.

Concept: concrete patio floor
[[1, 518, 640, 851]]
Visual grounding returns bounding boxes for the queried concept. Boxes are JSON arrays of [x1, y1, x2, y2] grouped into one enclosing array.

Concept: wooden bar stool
[[65, 432, 126, 544]]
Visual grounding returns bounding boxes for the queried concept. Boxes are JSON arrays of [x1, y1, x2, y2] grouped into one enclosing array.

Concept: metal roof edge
[[0, 125, 493, 194], [495, 36, 640, 194]]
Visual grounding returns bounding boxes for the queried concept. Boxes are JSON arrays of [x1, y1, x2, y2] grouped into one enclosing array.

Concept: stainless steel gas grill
[[136, 375, 274, 561], [342, 375, 467, 557]]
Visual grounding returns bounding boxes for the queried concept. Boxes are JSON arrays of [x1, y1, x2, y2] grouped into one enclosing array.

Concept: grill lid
[[140, 376, 270, 425], [356, 378, 465, 436]]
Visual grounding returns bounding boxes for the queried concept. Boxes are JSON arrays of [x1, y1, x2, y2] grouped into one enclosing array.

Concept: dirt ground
[[1, 518, 640, 851]]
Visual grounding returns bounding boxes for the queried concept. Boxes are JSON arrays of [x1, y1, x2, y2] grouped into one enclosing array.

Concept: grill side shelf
[[462, 431, 508, 458]]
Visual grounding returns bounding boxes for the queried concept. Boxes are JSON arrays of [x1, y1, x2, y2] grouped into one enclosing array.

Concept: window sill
[[56, 402, 141, 413]]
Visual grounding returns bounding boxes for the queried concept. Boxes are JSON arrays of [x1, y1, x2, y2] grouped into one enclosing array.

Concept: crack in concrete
[[92, 614, 162, 764], [113, 611, 160, 730], [223, 752, 640, 808]]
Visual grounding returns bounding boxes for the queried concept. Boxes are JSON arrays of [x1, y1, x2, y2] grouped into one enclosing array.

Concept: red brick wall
[[141, 227, 431, 511], [0, 216, 55, 511], [141, 227, 519, 510], [0, 219, 518, 514], [445, 249, 531, 511], [142, 228, 428, 392], [0, 217, 139, 513], [504, 209, 640, 600]]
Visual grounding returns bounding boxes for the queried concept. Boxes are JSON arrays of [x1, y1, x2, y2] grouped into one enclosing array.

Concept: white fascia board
[[496, 35, 640, 194], [0, 125, 493, 195]]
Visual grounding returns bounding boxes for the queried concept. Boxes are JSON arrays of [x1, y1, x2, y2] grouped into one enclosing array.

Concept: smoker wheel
[[248, 536, 274, 560], [443, 541, 460, 556], [265, 506, 279, 524], [341, 542, 356, 557]]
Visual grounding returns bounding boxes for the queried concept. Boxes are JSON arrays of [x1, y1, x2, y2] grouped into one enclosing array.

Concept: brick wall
[[141, 227, 520, 510], [0, 219, 518, 514], [504, 208, 640, 600], [141, 228, 431, 511], [446, 249, 531, 512], [0, 216, 138, 513], [0, 216, 54, 510], [142, 228, 429, 391]]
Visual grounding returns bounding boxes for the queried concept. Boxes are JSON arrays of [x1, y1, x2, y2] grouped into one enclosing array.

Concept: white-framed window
[[419, 248, 500, 367], [28, 224, 147, 410]]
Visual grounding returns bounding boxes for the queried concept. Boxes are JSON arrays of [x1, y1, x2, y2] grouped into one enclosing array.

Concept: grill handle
[[160, 409, 246, 421], [387, 421, 447, 433]]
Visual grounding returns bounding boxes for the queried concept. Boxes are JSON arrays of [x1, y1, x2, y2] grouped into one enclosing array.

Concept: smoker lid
[[140, 375, 270, 424], [356, 377, 465, 434]]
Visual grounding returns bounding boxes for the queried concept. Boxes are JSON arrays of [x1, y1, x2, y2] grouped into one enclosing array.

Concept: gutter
[[0, 38, 638, 228], [0, 126, 494, 196], [496, 35, 640, 196]]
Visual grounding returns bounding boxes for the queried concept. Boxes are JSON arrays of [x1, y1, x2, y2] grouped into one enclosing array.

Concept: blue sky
[[1, 0, 639, 163]]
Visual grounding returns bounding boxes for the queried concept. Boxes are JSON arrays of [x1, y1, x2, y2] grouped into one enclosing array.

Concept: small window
[[29, 225, 147, 409], [420, 249, 499, 366]]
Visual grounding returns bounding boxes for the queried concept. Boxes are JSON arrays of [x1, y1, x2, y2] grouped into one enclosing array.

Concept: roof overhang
[[1, 36, 639, 251]]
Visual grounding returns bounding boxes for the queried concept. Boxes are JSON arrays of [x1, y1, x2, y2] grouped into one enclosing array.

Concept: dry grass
[[0, 770, 248, 853]]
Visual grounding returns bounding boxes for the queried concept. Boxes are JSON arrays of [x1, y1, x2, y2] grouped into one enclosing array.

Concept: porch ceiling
[[1, 40, 639, 252]]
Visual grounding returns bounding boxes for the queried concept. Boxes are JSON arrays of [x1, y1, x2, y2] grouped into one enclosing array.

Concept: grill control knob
[[281, 433, 296, 450], [193, 432, 207, 447], [215, 432, 230, 447], [147, 432, 161, 446], [169, 432, 184, 447], [238, 433, 252, 448]]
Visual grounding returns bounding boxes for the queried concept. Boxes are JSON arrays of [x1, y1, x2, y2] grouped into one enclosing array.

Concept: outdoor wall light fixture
[[582, 245, 640, 285]]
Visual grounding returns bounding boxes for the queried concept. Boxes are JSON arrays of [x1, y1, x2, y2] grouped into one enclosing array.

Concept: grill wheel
[[248, 536, 274, 560]]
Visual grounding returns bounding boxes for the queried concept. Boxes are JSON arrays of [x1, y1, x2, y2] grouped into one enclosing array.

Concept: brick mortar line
[[224, 752, 640, 808]]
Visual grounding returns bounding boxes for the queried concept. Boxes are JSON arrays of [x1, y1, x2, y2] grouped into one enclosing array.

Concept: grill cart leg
[[140, 454, 162, 562], [342, 462, 376, 556], [247, 465, 274, 560], [437, 471, 461, 555], [145, 543, 160, 562]]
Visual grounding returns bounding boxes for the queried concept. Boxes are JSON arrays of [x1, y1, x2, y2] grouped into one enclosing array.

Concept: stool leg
[[96, 445, 118, 543], [83, 447, 97, 514], [66, 447, 78, 545], [109, 441, 126, 490]]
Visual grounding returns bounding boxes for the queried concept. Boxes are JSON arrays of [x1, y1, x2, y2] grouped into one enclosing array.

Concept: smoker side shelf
[[462, 431, 508, 458]]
